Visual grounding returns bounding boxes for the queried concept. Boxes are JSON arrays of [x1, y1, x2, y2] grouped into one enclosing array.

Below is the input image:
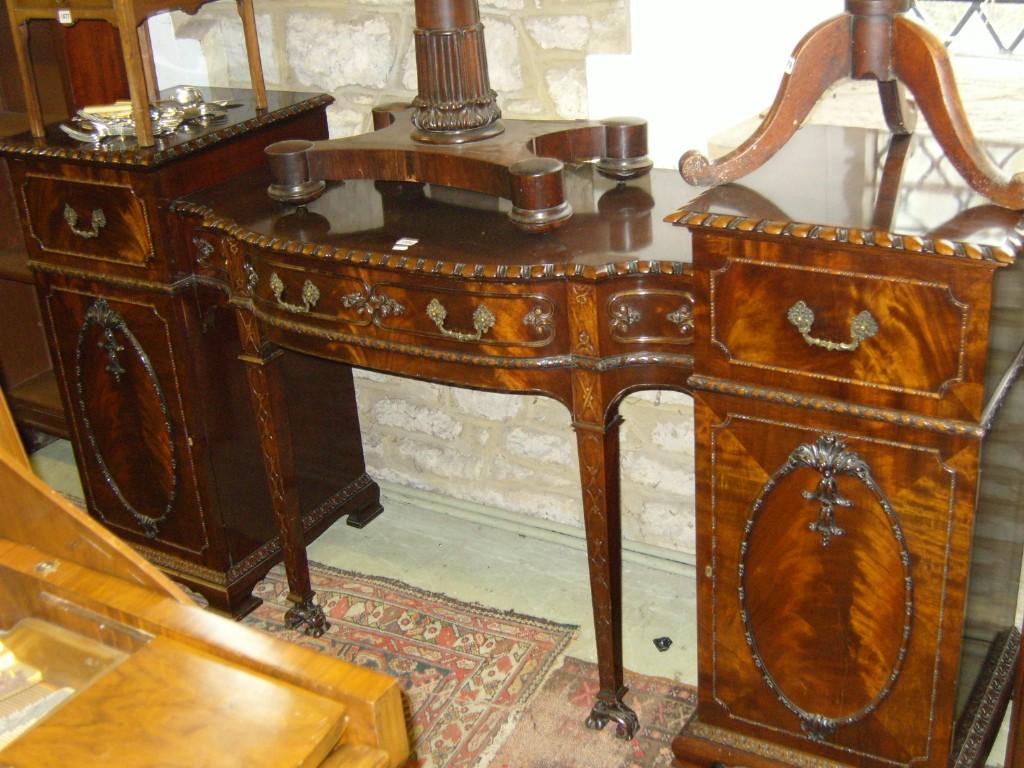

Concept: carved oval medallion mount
[[75, 298, 178, 538], [738, 434, 914, 742]]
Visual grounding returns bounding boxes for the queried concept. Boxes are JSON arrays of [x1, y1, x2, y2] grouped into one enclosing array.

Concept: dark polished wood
[[669, 126, 1024, 767], [4, 0, 266, 146], [0, 21, 124, 440], [679, 0, 1024, 209], [0, 89, 381, 617], [177, 161, 696, 738], [265, 0, 651, 233], [179, 124, 1024, 751]]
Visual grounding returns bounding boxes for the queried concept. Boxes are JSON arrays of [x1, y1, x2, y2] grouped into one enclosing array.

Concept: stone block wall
[[162, 0, 698, 561]]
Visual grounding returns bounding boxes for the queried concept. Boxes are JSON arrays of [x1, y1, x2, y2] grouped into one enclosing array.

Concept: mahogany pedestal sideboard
[[0, 89, 382, 617], [178, 123, 1024, 753], [668, 128, 1024, 767], [175, 163, 698, 735]]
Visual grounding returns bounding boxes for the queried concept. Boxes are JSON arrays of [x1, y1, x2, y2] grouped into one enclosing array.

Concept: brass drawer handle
[[426, 298, 496, 342], [269, 272, 320, 314], [63, 203, 107, 239], [787, 300, 878, 352]]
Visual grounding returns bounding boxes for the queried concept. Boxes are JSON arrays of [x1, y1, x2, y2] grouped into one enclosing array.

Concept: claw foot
[[585, 695, 639, 740], [284, 595, 329, 637]]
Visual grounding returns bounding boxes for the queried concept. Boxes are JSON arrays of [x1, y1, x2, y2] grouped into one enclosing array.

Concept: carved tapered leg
[[237, 313, 327, 637], [574, 413, 637, 739], [679, 14, 850, 187], [570, 358, 637, 738]]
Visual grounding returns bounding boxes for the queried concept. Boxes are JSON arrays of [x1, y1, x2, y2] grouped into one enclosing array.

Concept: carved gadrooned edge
[[172, 200, 692, 282], [950, 626, 1021, 768], [666, 208, 1022, 265], [0, 94, 335, 168], [254, 303, 694, 374], [30, 261, 201, 295], [688, 374, 984, 438], [683, 721, 851, 768]]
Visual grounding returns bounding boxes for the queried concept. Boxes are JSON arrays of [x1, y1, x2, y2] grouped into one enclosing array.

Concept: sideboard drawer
[[251, 259, 566, 356], [711, 258, 967, 398], [22, 175, 154, 267]]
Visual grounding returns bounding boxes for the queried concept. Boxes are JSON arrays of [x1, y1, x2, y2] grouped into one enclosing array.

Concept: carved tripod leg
[[679, 14, 851, 187], [573, 399, 638, 739], [892, 16, 1024, 209], [239, 336, 328, 637]]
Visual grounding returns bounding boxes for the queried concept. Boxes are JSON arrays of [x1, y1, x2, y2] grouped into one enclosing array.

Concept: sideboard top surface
[[0, 88, 333, 169], [178, 164, 694, 279], [669, 125, 1024, 265]]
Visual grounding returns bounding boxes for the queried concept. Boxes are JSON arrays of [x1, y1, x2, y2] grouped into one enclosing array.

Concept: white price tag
[[392, 237, 419, 252], [57, 8, 73, 24]]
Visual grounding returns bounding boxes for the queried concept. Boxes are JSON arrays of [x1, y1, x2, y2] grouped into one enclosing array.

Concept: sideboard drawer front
[[605, 288, 695, 348], [23, 175, 154, 267], [371, 281, 560, 350], [252, 260, 565, 355], [711, 258, 967, 399]]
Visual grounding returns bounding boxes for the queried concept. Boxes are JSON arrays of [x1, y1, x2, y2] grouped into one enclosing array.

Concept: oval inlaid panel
[[76, 299, 177, 537], [739, 435, 912, 739]]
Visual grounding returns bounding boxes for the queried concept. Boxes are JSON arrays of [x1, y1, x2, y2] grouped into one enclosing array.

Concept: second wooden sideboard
[[0, 89, 382, 616]]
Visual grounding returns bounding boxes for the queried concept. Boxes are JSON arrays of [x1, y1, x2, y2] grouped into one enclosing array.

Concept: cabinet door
[[43, 281, 210, 557], [694, 392, 977, 767]]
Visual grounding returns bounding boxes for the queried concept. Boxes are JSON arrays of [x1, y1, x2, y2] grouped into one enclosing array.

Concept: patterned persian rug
[[243, 563, 576, 768], [489, 656, 697, 768]]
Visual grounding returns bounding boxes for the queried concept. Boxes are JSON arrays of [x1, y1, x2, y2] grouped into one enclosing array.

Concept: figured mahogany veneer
[[0, 387, 409, 767], [669, 127, 1024, 767], [177, 124, 1024, 752], [0, 90, 382, 618], [176, 163, 697, 739]]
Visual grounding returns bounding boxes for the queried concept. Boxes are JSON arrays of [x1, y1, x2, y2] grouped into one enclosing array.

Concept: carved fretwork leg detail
[[573, 369, 636, 739], [239, 333, 327, 637]]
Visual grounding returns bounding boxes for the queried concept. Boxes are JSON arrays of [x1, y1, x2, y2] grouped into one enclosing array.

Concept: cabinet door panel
[[44, 284, 209, 555], [697, 395, 975, 767]]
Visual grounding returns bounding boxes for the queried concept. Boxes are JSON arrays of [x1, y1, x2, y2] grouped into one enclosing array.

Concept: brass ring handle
[[426, 298, 496, 342], [63, 203, 107, 239], [786, 300, 878, 352], [269, 272, 320, 314]]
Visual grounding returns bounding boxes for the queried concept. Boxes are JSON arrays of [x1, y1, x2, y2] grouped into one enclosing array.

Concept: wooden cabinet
[[0, 17, 128, 440], [669, 126, 1024, 768], [0, 90, 382, 616]]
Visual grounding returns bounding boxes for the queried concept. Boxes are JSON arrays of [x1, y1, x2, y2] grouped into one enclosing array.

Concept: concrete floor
[[29, 439, 698, 686]]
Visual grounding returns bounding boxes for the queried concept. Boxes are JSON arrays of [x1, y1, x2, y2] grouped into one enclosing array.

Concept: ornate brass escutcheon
[[63, 203, 107, 239], [787, 300, 879, 352], [269, 272, 320, 314], [426, 298, 496, 342]]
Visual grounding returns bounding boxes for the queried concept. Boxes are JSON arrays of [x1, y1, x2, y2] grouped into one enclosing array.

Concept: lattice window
[[911, 0, 1024, 55]]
